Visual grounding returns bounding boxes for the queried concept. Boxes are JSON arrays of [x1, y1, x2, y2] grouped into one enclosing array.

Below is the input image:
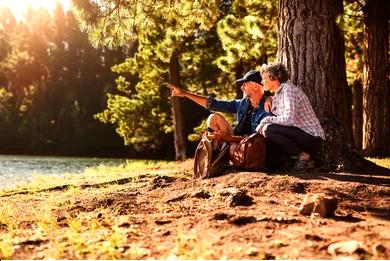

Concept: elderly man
[[169, 70, 271, 145], [257, 63, 325, 172]]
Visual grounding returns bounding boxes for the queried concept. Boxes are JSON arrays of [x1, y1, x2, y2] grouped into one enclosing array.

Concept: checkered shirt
[[257, 81, 325, 140]]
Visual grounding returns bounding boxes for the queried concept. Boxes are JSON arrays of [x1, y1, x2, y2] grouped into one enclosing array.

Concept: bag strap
[[211, 142, 230, 167], [240, 132, 259, 144]]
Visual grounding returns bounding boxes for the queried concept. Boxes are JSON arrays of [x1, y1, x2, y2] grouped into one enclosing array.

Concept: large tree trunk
[[234, 61, 244, 99], [362, 0, 390, 156], [169, 51, 187, 160], [277, 0, 381, 172], [352, 80, 363, 150]]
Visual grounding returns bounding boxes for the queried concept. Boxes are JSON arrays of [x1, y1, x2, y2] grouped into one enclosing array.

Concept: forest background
[[0, 0, 388, 162]]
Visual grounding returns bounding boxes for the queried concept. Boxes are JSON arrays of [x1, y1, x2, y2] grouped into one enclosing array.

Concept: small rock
[[118, 222, 131, 228], [218, 187, 240, 196], [299, 201, 315, 215], [155, 220, 172, 225], [212, 213, 231, 221], [230, 216, 257, 226], [18, 239, 47, 246], [152, 175, 176, 184], [149, 176, 176, 189], [257, 216, 300, 224], [275, 216, 300, 224], [162, 230, 171, 236], [273, 239, 288, 247], [97, 212, 103, 219], [165, 192, 188, 203], [264, 252, 276, 260], [327, 240, 367, 255], [257, 216, 273, 222], [268, 199, 278, 204], [119, 246, 130, 253], [246, 247, 259, 256], [191, 190, 211, 199], [305, 234, 323, 241], [373, 242, 386, 256], [299, 194, 338, 217], [290, 182, 307, 193], [314, 198, 338, 217], [228, 191, 254, 207]]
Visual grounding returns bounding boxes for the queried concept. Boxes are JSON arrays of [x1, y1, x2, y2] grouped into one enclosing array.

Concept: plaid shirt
[[257, 81, 325, 140]]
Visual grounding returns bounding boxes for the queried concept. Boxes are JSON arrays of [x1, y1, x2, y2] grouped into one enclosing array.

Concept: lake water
[[0, 155, 127, 188]]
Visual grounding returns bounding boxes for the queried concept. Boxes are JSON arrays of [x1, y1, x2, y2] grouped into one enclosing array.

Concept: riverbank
[[0, 155, 135, 188], [1, 159, 389, 259]]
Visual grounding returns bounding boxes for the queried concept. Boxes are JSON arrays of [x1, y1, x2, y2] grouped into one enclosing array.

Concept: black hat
[[236, 70, 262, 85]]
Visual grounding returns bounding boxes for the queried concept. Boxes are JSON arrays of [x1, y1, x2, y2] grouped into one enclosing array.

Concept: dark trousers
[[263, 124, 323, 158]]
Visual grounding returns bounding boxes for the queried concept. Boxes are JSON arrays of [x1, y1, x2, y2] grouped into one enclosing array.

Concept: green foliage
[[0, 0, 374, 156], [72, 0, 144, 49], [74, 0, 280, 151], [216, 0, 277, 73], [75, 0, 225, 151], [0, 0, 370, 158], [342, 0, 365, 84], [0, 87, 17, 127], [94, 22, 170, 149], [0, 4, 128, 156]]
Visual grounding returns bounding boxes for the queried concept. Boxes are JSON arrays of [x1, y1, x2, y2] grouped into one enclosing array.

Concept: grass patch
[[0, 234, 14, 259], [0, 159, 194, 259], [366, 157, 390, 169], [0, 158, 388, 259], [0, 159, 172, 195]]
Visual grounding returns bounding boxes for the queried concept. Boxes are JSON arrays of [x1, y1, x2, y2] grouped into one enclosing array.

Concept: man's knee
[[207, 113, 222, 124], [207, 113, 232, 133], [206, 113, 221, 131]]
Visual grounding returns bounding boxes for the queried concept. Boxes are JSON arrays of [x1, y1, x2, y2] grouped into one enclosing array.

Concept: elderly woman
[[257, 63, 325, 172]]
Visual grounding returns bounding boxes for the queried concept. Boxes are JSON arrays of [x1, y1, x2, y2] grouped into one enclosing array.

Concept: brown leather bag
[[193, 132, 230, 179], [229, 133, 266, 170]]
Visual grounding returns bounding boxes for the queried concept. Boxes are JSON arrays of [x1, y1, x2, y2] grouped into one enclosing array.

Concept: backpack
[[193, 132, 230, 179], [229, 133, 266, 170]]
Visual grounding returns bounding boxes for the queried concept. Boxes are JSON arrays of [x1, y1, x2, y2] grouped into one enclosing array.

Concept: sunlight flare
[[0, 0, 71, 20]]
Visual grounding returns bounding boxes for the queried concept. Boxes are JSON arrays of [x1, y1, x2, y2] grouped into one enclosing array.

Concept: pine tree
[[362, 0, 390, 156], [73, 0, 224, 159], [216, 0, 277, 97]]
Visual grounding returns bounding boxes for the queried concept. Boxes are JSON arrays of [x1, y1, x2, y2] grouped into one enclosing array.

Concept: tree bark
[[169, 51, 187, 160], [234, 61, 244, 99], [352, 80, 363, 150], [277, 0, 382, 172], [362, 0, 390, 156]]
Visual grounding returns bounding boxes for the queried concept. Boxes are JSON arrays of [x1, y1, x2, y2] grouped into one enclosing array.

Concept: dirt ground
[[1, 160, 390, 259]]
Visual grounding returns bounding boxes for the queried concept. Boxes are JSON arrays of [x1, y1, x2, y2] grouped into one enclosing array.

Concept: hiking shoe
[[290, 159, 310, 173]]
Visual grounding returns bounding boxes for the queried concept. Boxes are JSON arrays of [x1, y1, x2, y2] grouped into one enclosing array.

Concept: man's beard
[[243, 92, 251, 99]]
